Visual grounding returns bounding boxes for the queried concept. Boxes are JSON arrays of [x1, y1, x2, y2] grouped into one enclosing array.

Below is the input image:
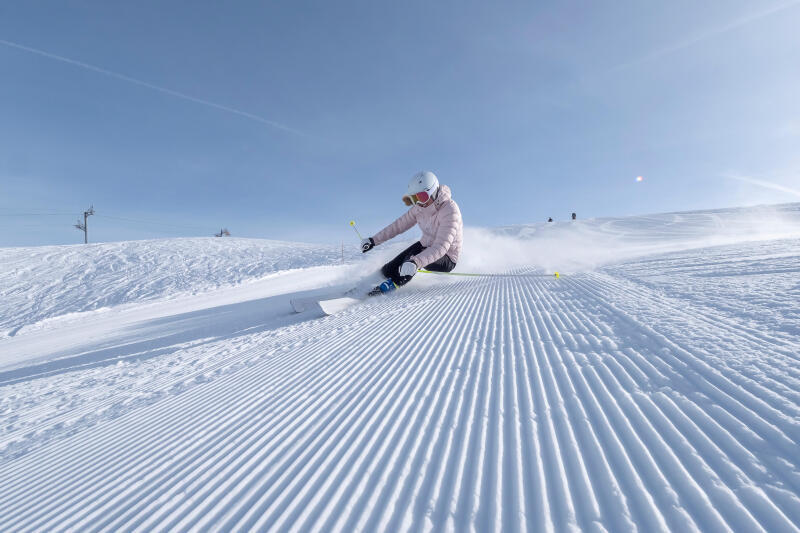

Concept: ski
[[290, 276, 393, 316], [290, 285, 364, 314], [317, 296, 364, 315], [290, 297, 321, 313], [291, 283, 390, 315]]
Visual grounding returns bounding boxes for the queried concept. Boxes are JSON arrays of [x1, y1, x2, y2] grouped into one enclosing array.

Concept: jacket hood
[[434, 185, 452, 207]]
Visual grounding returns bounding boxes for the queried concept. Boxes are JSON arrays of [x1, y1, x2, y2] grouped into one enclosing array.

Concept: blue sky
[[1, 0, 799, 247]]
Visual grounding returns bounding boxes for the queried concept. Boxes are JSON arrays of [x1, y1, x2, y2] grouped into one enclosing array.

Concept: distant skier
[[548, 217, 553, 222], [361, 171, 463, 295], [571, 212, 576, 220]]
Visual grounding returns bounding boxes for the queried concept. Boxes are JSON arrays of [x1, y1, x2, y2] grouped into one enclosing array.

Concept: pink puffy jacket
[[372, 185, 463, 268]]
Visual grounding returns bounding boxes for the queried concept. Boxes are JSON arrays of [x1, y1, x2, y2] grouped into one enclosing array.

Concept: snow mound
[[459, 202, 800, 274], [0, 237, 353, 337]]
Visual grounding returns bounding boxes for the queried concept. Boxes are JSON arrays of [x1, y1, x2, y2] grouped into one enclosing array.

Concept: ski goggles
[[402, 190, 431, 206]]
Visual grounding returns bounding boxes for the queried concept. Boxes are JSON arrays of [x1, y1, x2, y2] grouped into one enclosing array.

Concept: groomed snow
[[1, 203, 799, 532]]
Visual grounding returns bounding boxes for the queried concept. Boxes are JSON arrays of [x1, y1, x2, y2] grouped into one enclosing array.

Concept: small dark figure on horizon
[[572, 213, 577, 220], [547, 217, 553, 222]]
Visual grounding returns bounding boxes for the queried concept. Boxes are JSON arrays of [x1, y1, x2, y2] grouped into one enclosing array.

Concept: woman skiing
[[361, 171, 463, 295]]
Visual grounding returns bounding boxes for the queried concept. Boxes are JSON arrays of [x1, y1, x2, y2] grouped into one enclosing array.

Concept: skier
[[361, 171, 463, 295]]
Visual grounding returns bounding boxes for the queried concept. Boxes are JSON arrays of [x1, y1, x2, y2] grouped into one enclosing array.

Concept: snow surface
[[0, 237, 354, 338], [1, 203, 800, 532]]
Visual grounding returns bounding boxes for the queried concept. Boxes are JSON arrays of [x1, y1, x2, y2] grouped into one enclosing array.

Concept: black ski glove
[[361, 237, 375, 253]]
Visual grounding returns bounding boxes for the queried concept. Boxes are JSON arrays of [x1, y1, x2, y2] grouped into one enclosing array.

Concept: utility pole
[[74, 205, 95, 244]]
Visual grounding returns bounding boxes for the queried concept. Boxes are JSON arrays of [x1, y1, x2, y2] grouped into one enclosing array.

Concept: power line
[[106, 224, 210, 237], [0, 213, 75, 217], [2, 205, 225, 237], [0, 205, 74, 212], [0, 208, 212, 231], [0, 206, 75, 216], [20, 223, 77, 228], [94, 214, 217, 232]]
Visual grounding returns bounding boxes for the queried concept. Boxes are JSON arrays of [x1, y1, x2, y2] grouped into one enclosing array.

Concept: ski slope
[[0, 237, 352, 338], [1, 204, 800, 532]]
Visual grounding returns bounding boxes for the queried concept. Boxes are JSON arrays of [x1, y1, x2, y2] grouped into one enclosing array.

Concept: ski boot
[[368, 279, 397, 296]]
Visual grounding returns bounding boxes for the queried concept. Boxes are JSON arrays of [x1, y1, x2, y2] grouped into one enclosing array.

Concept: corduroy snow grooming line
[[418, 269, 560, 279]]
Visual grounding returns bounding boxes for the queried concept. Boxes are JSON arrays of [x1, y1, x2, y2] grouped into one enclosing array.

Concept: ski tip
[[290, 299, 307, 313], [318, 297, 363, 315]]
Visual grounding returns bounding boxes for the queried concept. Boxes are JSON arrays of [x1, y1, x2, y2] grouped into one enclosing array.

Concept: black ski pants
[[381, 241, 456, 287]]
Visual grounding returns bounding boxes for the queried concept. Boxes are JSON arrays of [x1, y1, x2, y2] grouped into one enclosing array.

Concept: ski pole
[[349, 220, 364, 240]]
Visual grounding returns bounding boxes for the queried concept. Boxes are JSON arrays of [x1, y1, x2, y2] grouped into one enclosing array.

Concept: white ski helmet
[[405, 171, 439, 206]]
